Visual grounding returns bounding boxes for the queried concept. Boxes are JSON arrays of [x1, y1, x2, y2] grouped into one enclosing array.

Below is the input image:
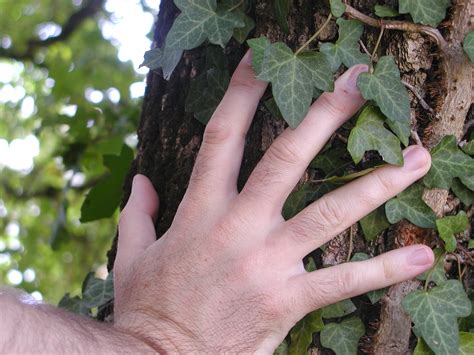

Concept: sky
[[0, 0, 156, 174]]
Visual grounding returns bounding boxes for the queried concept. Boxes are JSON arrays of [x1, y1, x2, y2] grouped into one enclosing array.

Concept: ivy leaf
[[348, 105, 403, 165], [417, 248, 446, 286], [310, 146, 347, 175], [320, 18, 370, 72], [273, 0, 290, 34], [289, 310, 324, 355], [185, 68, 230, 124], [350, 253, 386, 303], [357, 56, 411, 145], [423, 135, 474, 189], [461, 137, 474, 155], [305, 256, 317, 272], [167, 0, 244, 49], [359, 206, 390, 241], [330, 0, 346, 18], [322, 299, 356, 318], [283, 184, 314, 220], [414, 338, 433, 355], [398, 0, 450, 27], [320, 317, 365, 355], [452, 178, 474, 206], [402, 280, 472, 355], [247, 37, 271, 75], [463, 31, 474, 62], [436, 211, 469, 252], [233, 12, 255, 43], [274, 340, 289, 355], [374, 5, 400, 17], [385, 183, 436, 228], [58, 293, 90, 316], [460, 175, 474, 190], [258, 42, 333, 127], [139, 47, 184, 80], [460, 332, 474, 355], [82, 272, 114, 308], [80, 144, 134, 222]]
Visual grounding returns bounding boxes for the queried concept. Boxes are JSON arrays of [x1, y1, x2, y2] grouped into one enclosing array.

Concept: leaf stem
[[346, 225, 355, 262], [227, 0, 245, 12], [295, 14, 333, 56], [371, 26, 384, 65]]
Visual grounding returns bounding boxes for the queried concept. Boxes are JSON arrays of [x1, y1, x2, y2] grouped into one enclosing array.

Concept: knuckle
[[287, 213, 323, 245], [266, 136, 303, 167], [335, 267, 358, 299], [313, 196, 346, 230], [203, 118, 233, 146]]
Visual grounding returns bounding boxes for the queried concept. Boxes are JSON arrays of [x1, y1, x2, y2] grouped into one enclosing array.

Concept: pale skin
[[0, 51, 435, 354]]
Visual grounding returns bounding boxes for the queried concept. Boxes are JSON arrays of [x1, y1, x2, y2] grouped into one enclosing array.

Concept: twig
[[295, 14, 333, 55], [371, 26, 385, 64], [345, 4, 448, 52], [402, 80, 436, 114], [227, 0, 245, 12], [359, 40, 372, 58], [346, 225, 354, 262], [410, 129, 423, 146]]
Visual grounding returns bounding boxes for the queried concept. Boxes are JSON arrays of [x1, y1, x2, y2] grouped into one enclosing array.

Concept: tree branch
[[345, 4, 448, 52], [0, 0, 105, 62]]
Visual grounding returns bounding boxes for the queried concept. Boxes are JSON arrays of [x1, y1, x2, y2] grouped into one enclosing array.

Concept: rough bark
[[104, 1, 472, 353]]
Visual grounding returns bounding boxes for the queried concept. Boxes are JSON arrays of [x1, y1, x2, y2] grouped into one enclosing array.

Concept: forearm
[[0, 287, 156, 354]]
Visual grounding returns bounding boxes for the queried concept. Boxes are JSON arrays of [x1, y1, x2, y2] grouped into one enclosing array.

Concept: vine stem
[[295, 14, 333, 56], [227, 0, 244, 12], [346, 225, 354, 262], [344, 4, 448, 53], [371, 26, 384, 62]]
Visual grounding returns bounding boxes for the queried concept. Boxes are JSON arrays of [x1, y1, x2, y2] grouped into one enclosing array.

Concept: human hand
[[113, 51, 434, 353]]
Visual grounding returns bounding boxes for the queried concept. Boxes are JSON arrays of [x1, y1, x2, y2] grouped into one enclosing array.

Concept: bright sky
[[0, 0, 156, 173]]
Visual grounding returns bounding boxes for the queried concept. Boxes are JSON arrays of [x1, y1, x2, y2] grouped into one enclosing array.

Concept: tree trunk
[[105, 0, 472, 353]]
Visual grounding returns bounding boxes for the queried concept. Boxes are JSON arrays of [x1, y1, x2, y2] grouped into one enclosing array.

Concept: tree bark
[[105, 0, 472, 353]]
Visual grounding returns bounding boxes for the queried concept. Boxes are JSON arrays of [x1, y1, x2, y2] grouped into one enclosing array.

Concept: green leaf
[[385, 183, 436, 228], [233, 12, 255, 43], [274, 340, 289, 355], [167, 0, 244, 49], [423, 135, 474, 189], [350, 253, 386, 303], [460, 175, 474, 190], [320, 18, 370, 72], [320, 317, 365, 355], [283, 184, 313, 220], [402, 280, 471, 355], [374, 5, 400, 17], [273, 0, 290, 33], [305, 257, 317, 272], [139, 47, 183, 80], [247, 37, 271, 75], [258, 42, 333, 127], [185, 68, 230, 124], [310, 146, 347, 175], [436, 211, 469, 252], [359, 206, 390, 241], [461, 137, 474, 155], [348, 105, 403, 165], [398, 0, 450, 27], [330, 0, 346, 17], [58, 293, 90, 316], [322, 298, 356, 318], [357, 56, 411, 145], [82, 272, 114, 308], [80, 144, 134, 222], [452, 178, 474, 206], [289, 310, 324, 355], [417, 248, 446, 286], [414, 338, 434, 355], [463, 31, 474, 62], [460, 332, 474, 355]]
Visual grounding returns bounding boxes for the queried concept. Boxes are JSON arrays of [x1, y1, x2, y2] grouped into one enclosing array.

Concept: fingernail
[[242, 50, 252, 65], [346, 64, 369, 91], [408, 247, 434, 266], [403, 146, 430, 171]]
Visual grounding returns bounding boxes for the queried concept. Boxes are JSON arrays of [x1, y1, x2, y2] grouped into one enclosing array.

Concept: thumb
[[115, 174, 159, 275]]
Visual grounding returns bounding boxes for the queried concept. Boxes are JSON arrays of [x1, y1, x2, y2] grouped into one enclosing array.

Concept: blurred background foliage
[[0, 0, 156, 303]]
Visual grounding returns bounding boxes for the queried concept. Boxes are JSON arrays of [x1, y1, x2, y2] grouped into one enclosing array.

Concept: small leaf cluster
[[58, 272, 114, 317]]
